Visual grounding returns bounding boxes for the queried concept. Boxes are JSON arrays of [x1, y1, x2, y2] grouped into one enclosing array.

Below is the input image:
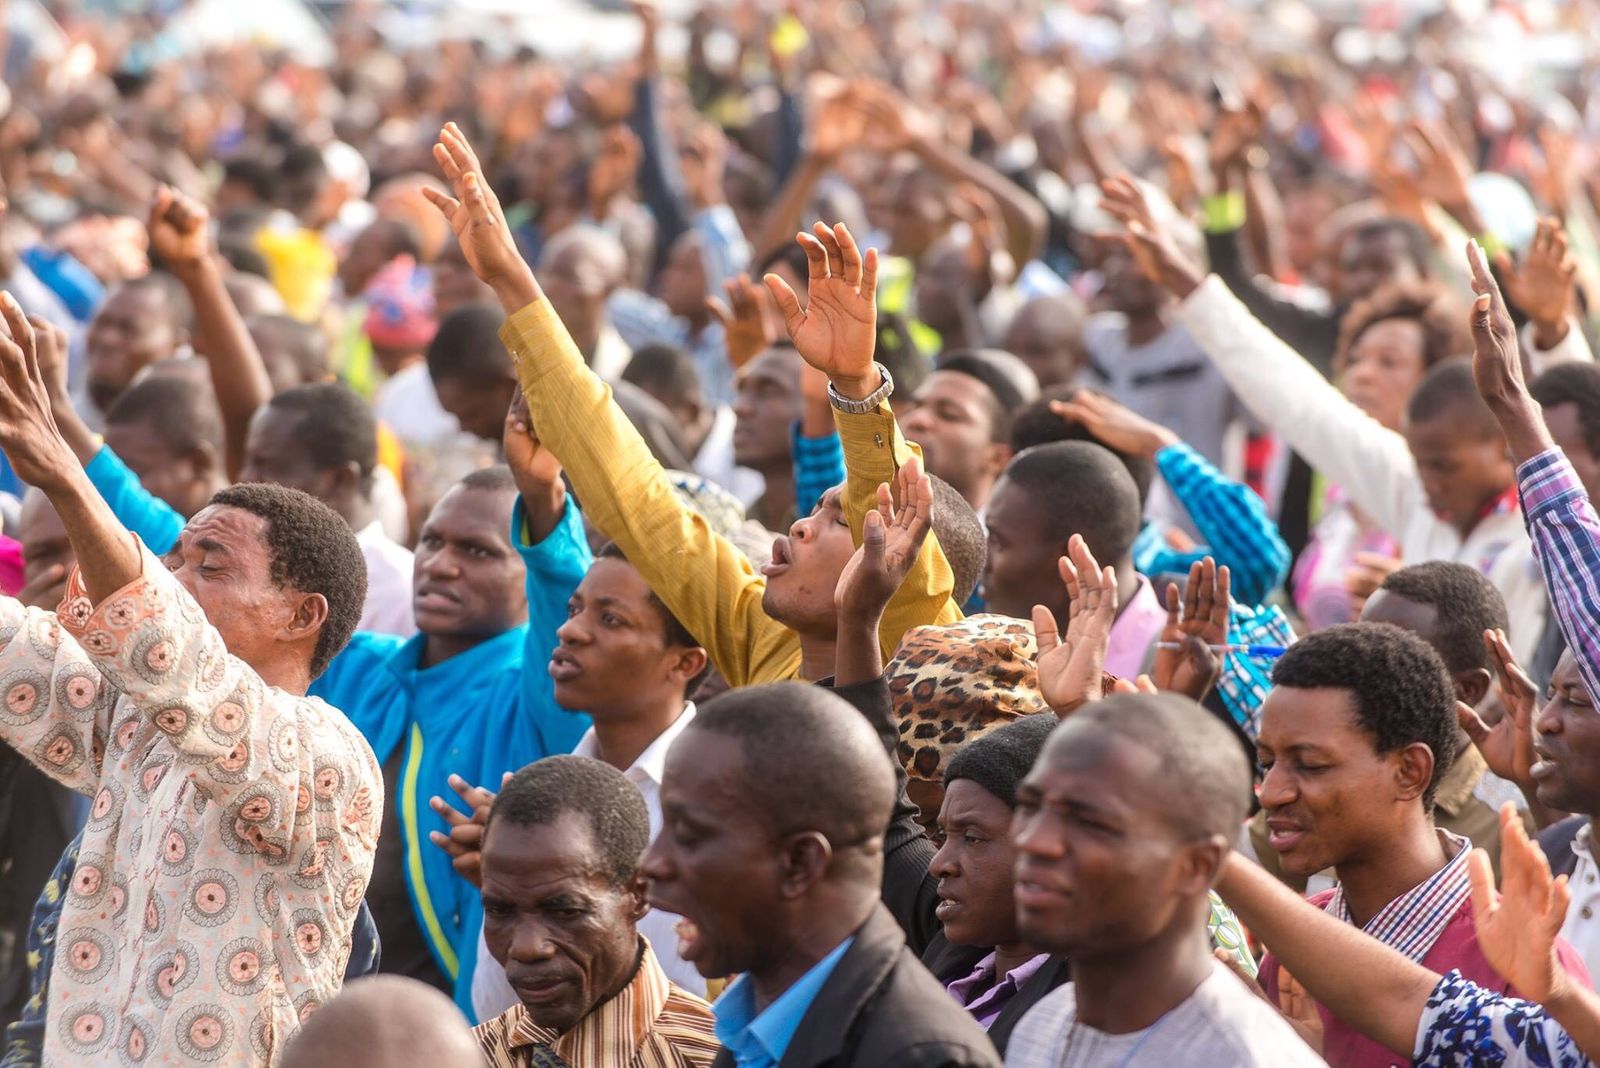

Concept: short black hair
[[1532, 361, 1600, 457], [1378, 561, 1509, 676], [487, 755, 650, 884], [458, 464, 519, 494], [596, 541, 711, 696], [221, 156, 280, 203], [426, 304, 513, 385], [1407, 358, 1501, 439], [208, 482, 368, 677], [106, 375, 223, 457], [621, 343, 703, 411], [691, 683, 894, 848], [1271, 622, 1458, 810], [1344, 216, 1434, 279], [1056, 693, 1252, 841], [249, 313, 332, 384], [999, 441, 1143, 567], [1008, 387, 1156, 505], [268, 383, 378, 485], [929, 474, 985, 605]]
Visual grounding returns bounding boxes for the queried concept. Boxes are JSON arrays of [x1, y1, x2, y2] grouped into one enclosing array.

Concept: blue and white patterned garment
[[1414, 970, 1589, 1067]]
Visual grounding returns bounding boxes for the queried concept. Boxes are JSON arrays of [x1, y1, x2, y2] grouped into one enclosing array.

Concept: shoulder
[[471, 1006, 520, 1063], [1007, 983, 1077, 1061], [851, 950, 1000, 1061], [1188, 965, 1325, 1064]]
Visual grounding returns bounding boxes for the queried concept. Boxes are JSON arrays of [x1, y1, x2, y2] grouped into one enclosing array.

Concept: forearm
[[630, 76, 692, 270], [176, 258, 273, 478], [1215, 853, 1435, 1054], [752, 153, 829, 267], [1539, 974, 1600, 1057], [792, 421, 845, 518], [913, 136, 1046, 265], [513, 480, 567, 546], [1067, 114, 1120, 187], [1516, 449, 1600, 705], [834, 613, 885, 688], [1158, 442, 1290, 606], [1241, 165, 1287, 283], [40, 464, 141, 605], [1489, 393, 1558, 468]]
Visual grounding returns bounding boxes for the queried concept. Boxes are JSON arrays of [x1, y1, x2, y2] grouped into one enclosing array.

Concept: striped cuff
[[1518, 448, 1587, 518]]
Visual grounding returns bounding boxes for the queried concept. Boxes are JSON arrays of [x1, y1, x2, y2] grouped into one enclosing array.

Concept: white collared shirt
[[471, 704, 708, 1023], [1561, 823, 1600, 981], [354, 520, 417, 638]]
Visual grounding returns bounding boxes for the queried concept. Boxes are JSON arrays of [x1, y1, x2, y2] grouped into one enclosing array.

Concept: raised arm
[[147, 187, 274, 481]]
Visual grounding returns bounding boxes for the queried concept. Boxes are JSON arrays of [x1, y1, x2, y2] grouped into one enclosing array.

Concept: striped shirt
[[1518, 448, 1600, 706], [1322, 830, 1472, 963], [474, 939, 719, 1068]]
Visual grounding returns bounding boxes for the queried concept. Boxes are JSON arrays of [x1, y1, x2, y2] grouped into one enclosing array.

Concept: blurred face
[[1012, 729, 1201, 956], [1100, 244, 1164, 318], [1335, 230, 1422, 306], [551, 557, 699, 715], [643, 728, 782, 979], [930, 779, 1021, 949], [1542, 402, 1600, 502], [434, 240, 496, 319], [732, 349, 802, 472], [248, 321, 325, 394], [433, 374, 518, 443], [655, 234, 707, 321], [481, 813, 646, 1034], [913, 243, 973, 335], [1532, 652, 1600, 814], [162, 505, 304, 672], [1403, 416, 1513, 532], [1256, 686, 1415, 878], [901, 371, 1004, 506], [18, 493, 73, 610], [241, 407, 337, 500], [983, 476, 1059, 621], [759, 486, 859, 633], [339, 225, 399, 297], [412, 486, 527, 643], [890, 171, 948, 261], [1339, 318, 1426, 431], [86, 285, 181, 412], [541, 241, 617, 346], [1004, 303, 1083, 389], [104, 418, 211, 519]]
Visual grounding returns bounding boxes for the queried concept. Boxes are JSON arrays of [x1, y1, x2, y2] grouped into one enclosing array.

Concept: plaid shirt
[[1323, 831, 1473, 963], [1518, 448, 1600, 705]]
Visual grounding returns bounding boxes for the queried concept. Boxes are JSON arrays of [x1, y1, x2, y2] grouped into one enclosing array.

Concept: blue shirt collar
[[713, 936, 855, 1067]]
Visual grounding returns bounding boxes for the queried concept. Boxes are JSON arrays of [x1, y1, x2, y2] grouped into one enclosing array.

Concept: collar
[[396, 624, 528, 679], [1473, 485, 1520, 526], [946, 951, 1052, 1008], [1576, 822, 1595, 862], [1324, 829, 1472, 963], [1105, 576, 1165, 677], [355, 520, 389, 545], [503, 939, 670, 1068], [573, 704, 697, 789], [714, 935, 855, 1064]]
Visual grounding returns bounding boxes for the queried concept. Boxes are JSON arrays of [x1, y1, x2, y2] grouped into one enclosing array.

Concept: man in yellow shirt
[[422, 123, 967, 686]]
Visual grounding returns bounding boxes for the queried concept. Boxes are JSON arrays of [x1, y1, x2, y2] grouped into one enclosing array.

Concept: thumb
[[862, 507, 886, 563], [1457, 700, 1491, 746], [1031, 603, 1061, 654], [1471, 292, 1496, 341], [705, 296, 732, 329], [762, 273, 805, 337]]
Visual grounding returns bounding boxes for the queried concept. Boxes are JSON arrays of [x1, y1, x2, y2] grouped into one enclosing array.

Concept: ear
[[1174, 834, 1229, 897], [1391, 742, 1437, 806], [1456, 667, 1493, 709], [187, 442, 220, 478], [322, 460, 363, 501], [777, 831, 833, 900], [623, 872, 650, 923], [668, 646, 708, 688], [985, 442, 1014, 479], [280, 591, 330, 648]]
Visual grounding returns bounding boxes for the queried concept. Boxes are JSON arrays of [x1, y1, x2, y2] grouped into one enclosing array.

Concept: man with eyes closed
[[312, 412, 594, 1016], [1253, 623, 1589, 1068]]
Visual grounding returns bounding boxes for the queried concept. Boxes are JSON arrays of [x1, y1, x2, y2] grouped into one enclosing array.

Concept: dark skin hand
[[833, 456, 934, 687], [428, 771, 511, 889], [1032, 533, 1119, 719], [1152, 557, 1227, 704], [1466, 238, 1556, 464]]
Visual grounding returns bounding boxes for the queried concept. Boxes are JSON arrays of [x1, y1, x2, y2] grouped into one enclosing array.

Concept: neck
[[343, 497, 375, 533], [418, 631, 495, 670], [1453, 485, 1512, 539], [1070, 922, 1213, 1034], [685, 308, 712, 335], [590, 697, 688, 772], [797, 633, 840, 682], [1112, 563, 1142, 619], [1123, 308, 1170, 347], [256, 659, 313, 697], [993, 940, 1045, 981], [1333, 820, 1449, 929], [376, 351, 421, 378], [749, 892, 874, 1012]]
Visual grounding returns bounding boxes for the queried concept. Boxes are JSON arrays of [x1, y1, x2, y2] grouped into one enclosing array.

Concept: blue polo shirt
[[713, 937, 855, 1068]]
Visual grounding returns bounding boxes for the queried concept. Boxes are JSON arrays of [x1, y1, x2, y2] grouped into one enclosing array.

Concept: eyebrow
[[194, 538, 232, 556]]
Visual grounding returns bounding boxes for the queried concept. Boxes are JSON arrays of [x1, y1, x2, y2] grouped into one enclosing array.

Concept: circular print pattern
[[176, 1004, 235, 1062], [183, 869, 239, 927]]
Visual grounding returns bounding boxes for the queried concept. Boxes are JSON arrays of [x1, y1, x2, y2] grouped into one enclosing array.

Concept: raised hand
[[1459, 629, 1539, 791], [808, 84, 869, 161], [28, 314, 69, 403], [423, 122, 538, 309], [708, 273, 780, 371], [147, 185, 211, 275], [1405, 119, 1482, 230], [1209, 97, 1264, 177], [834, 455, 934, 622], [1099, 175, 1204, 299], [1466, 238, 1530, 406], [763, 221, 880, 398], [587, 125, 643, 219], [1496, 217, 1577, 347], [1345, 550, 1401, 617], [0, 293, 74, 491], [1152, 557, 1229, 703], [1050, 392, 1179, 459], [1470, 803, 1571, 1003], [427, 772, 506, 890], [1033, 534, 1120, 719]]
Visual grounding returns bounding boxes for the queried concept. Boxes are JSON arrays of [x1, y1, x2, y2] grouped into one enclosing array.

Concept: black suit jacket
[[712, 906, 1002, 1068], [920, 932, 1070, 1057]]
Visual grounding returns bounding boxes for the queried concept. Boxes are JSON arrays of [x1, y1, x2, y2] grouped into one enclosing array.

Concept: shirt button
[[1583, 906, 1594, 920], [874, 433, 884, 448]]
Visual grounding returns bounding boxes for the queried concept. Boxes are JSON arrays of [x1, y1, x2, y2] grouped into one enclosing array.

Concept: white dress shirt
[[1559, 822, 1600, 981], [470, 704, 707, 1023], [354, 520, 416, 637]]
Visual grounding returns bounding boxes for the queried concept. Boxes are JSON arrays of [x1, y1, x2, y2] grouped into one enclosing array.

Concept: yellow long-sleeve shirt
[[499, 298, 962, 685]]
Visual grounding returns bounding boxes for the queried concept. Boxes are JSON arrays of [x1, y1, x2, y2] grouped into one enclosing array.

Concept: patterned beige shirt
[[0, 545, 382, 1065], [475, 939, 719, 1068]]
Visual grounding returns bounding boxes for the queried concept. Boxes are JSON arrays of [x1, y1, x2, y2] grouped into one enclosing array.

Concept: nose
[[419, 546, 462, 580], [1257, 760, 1297, 809], [1011, 810, 1061, 859], [1536, 698, 1563, 737], [640, 836, 671, 883], [901, 405, 932, 435], [788, 514, 814, 542], [508, 920, 558, 964], [928, 837, 959, 880], [555, 611, 588, 646], [732, 392, 756, 421]]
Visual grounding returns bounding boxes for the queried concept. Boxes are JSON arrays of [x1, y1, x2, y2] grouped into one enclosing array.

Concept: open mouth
[[1265, 817, 1307, 852], [761, 536, 794, 579], [549, 648, 583, 683]]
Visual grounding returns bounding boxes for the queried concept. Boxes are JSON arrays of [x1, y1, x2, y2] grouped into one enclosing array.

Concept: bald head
[[1004, 294, 1087, 388], [690, 682, 895, 857], [278, 977, 480, 1068]]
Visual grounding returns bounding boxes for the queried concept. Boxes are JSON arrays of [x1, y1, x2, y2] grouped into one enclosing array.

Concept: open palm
[[764, 221, 879, 388], [422, 123, 528, 291], [1459, 629, 1538, 789], [835, 456, 933, 619], [1152, 558, 1229, 702], [1471, 805, 1570, 1002], [1034, 535, 1119, 718]]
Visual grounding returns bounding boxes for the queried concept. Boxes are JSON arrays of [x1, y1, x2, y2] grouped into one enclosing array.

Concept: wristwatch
[[827, 363, 894, 415]]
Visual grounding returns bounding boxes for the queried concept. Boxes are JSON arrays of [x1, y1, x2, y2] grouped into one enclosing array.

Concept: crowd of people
[[11, 0, 1600, 1065]]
